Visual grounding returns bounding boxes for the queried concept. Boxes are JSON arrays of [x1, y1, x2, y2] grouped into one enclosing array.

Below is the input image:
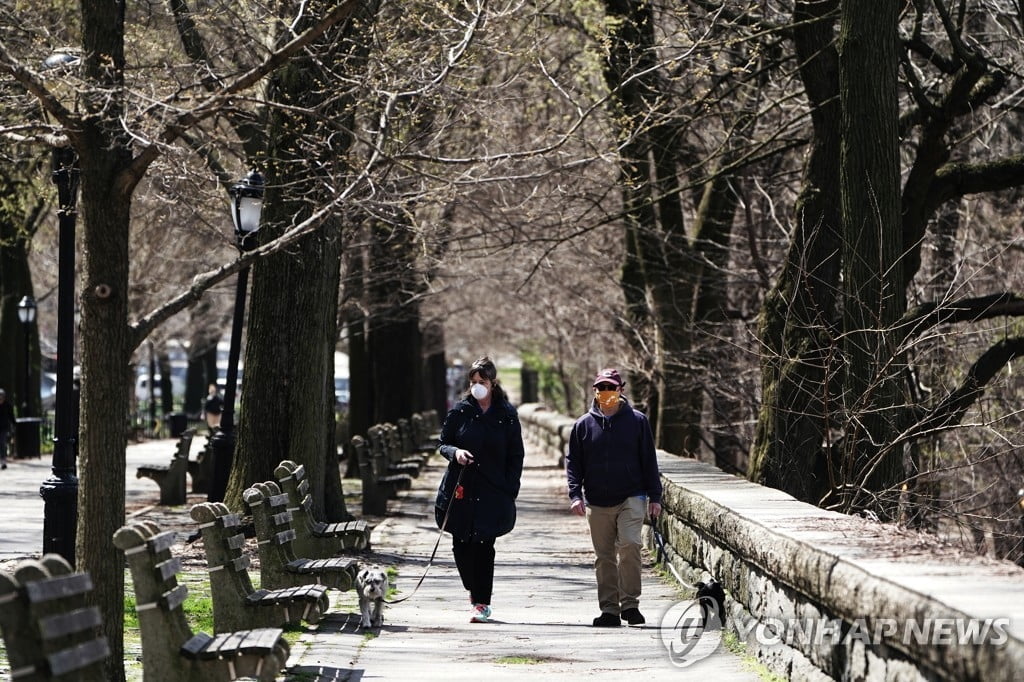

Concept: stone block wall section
[[517, 403, 1024, 682]]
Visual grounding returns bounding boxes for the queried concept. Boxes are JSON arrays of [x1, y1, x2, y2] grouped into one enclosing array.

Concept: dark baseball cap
[[592, 368, 624, 388]]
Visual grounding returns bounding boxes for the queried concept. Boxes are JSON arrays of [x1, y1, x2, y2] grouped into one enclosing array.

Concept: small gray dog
[[356, 566, 389, 629]]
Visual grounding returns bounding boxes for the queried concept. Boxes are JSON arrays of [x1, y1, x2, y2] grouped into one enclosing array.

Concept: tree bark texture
[[74, 1, 134, 678], [228, 3, 375, 520], [602, 0, 704, 454], [837, 0, 904, 514], [750, 0, 842, 504]]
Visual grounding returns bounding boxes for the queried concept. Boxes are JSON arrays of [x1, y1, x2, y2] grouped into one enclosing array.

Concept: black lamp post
[[208, 170, 264, 502], [38, 50, 81, 565], [40, 144, 80, 565], [17, 295, 37, 415]]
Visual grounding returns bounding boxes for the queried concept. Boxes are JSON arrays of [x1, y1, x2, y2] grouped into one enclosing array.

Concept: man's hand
[[569, 498, 586, 516], [648, 502, 662, 519], [455, 449, 474, 465]]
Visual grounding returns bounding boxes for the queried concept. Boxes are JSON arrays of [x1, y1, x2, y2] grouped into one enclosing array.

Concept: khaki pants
[[586, 496, 646, 615]]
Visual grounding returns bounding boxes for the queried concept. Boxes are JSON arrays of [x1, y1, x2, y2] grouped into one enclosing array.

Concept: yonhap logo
[[659, 595, 724, 667]]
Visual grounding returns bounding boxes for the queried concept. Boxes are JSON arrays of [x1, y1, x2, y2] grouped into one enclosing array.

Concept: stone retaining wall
[[518, 403, 1024, 681]]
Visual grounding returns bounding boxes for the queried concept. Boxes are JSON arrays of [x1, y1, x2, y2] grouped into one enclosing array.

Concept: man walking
[[566, 368, 662, 627]]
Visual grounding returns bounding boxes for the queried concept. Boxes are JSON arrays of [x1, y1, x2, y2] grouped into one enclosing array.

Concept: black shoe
[[620, 607, 645, 625], [1, 462, 6, 470], [593, 612, 621, 627]]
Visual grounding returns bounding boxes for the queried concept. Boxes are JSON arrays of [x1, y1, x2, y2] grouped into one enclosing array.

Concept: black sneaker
[[593, 612, 621, 627], [620, 607, 645, 625]]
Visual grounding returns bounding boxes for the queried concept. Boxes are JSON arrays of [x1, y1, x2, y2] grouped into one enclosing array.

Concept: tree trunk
[[837, 0, 904, 515], [692, 174, 742, 472], [366, 217, 422, 425], [228, 2, 376, 520], [71, 1, 134, 677], [749, 0, 842, 504]]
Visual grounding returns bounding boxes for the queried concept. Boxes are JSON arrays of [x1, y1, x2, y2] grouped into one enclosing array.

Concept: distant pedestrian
[[435, 356, 525, 623], [203, 383, 223, 430], [566, 368, 662, 627], [0, 389, 16, 469]]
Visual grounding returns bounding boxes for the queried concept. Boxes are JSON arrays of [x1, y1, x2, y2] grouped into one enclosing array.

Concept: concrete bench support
[[190, 501, 331, 632], [273, 459, 371, 554], [136, 429, 195, 505], [243, 481, 359, 593], [114, 520, 290, 681]]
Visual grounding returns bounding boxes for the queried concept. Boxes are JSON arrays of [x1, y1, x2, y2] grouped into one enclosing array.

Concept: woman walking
[[435, 356, 525, 623]]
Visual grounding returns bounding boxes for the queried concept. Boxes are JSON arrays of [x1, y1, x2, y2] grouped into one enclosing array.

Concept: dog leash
[[646, 517, 696, 590], [383, 465, 465, 605]]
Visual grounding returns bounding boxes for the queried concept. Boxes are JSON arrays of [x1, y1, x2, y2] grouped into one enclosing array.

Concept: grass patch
[[495, 655, 543, 664], [721, 630, 786, 682]]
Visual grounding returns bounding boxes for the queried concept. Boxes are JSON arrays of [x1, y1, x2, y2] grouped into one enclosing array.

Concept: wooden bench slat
[[148, 531, 178, 554], [46, 637, 110, 676], [24, 573, 93, 603], [273, 529, 297, 544], [220, 513, 243, 529], [162, 584, 188, 612], [38, 605, 103, 639], [155, 556, 182, 582], [180, 632, 212, 659]]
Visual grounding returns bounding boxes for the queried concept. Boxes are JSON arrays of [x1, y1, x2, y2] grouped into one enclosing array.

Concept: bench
[[398, 416, 436, 458], [242, 481, 360, 592], [189, 502, 331, 632], [273, 460, 372, 554], [413, 409, 441, 444], [351, 434, 412, 516], [135, 429, 195, 505], [113, 520, 290, 681], [367, 423, 422, 478], [0, 554, 110, 680], [186, 436, 214, 495]]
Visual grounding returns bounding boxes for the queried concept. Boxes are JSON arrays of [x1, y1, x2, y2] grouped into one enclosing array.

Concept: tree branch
[[119, 0, 361, 195], [901, 293, 1024, 341], [897, 336, 1024, 443]]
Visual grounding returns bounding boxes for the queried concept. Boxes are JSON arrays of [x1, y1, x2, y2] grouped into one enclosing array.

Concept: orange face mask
[[596, 390, 620, 410]]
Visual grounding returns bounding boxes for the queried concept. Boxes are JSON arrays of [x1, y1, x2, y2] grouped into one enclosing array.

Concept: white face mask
[[470, 383, 489, 400]]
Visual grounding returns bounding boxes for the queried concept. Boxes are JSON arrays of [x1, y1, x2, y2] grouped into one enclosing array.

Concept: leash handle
[[383, 466, 464, 605]]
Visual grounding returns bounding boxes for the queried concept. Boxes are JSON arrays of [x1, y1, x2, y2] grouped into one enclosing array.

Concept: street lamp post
[[40, 144, 80, 565], [17, 295, 37, 415], [208, 171, 264, 502]]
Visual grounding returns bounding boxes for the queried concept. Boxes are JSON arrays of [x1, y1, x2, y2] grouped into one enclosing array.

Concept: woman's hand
[[455, 449, 474, 466]]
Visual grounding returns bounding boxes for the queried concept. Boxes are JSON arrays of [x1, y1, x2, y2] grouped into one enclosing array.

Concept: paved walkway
[[0, 437, 762, 680], [287, 447, 760, 680]]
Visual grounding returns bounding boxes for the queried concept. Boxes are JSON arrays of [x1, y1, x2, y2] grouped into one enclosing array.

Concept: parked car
[[135, 369, 186, 403], [41, 372, 57, 411]]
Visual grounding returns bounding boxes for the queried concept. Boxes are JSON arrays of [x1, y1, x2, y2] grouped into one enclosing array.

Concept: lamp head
[[228, 171, 264, 251], [17, 295, 37, 324]]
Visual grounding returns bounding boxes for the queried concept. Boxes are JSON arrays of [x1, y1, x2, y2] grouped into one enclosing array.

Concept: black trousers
[[452, 537, 496, 606]]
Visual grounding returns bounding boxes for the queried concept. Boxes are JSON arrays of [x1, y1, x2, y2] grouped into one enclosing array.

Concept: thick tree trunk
[[72, 1, 134, 678], [0, 222, 37, 415], [366, 218, 422, 425], [692, 175, 742, 472], [749, 0, 842, 504], [837, 0, 904, 515], [228, 3, 377, 520]]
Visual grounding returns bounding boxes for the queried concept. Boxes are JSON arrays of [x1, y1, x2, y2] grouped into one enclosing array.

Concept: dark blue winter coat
[[566, 397, 662, 507], [435, 397, 525, 541]]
